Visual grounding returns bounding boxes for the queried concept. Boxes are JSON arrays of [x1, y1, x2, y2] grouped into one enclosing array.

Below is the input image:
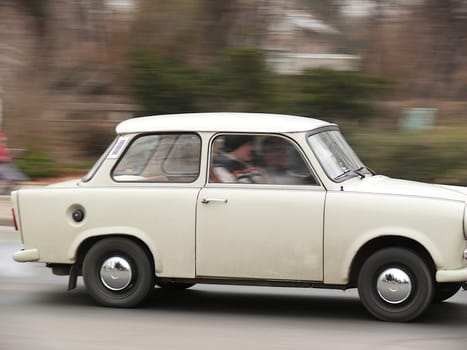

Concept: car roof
[[116, 112, 335, 134]]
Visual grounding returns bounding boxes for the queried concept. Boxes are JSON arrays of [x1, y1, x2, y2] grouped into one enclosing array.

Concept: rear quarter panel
[[16, 186, 199, 278]]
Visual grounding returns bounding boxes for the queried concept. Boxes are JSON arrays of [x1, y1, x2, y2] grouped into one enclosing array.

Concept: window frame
[[111, 132, 202, 184], [208, 132, 322, 187]]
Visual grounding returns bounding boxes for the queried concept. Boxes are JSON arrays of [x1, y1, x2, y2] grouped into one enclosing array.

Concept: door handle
[[201, 198, 228, 204]]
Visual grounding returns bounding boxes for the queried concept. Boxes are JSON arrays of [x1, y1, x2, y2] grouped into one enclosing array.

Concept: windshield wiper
[[354, 167, 366, 179], [334, 169, 353, 181], [356, 166, 376, 177], [335, 166, 374, 181]]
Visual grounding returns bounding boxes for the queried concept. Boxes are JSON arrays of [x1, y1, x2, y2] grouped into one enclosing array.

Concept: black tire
[[83, 237, 154, 307], [357, 247, 434, 322], [156, 281, 195, 290], [433, 282, 461, 303]]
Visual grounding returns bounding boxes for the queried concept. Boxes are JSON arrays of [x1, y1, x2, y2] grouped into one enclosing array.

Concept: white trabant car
[[11, 113, 467, 321]]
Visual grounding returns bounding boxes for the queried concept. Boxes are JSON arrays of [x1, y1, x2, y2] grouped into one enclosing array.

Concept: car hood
[[346, 175, 467, 202]]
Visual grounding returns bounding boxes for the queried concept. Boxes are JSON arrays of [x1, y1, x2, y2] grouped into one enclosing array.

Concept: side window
[[210, 134, 318, 185], [113, 133, 201, 183]]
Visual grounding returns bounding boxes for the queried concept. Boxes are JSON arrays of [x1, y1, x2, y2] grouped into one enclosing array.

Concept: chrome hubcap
[[100, 257, 133, 291], [376, 268, 412, 304]]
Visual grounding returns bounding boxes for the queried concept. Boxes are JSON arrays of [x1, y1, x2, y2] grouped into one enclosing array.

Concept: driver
[[210, 135, 266, 183]]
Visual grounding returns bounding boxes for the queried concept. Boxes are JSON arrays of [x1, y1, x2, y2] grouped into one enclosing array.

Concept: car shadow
[[422, 298, 467, 325], [34, 284, 467, 324], [146, 286, 369, 321]]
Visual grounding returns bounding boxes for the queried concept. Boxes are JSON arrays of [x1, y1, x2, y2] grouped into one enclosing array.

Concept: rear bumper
[[13, 248, 39, 262], [436, 267, 467, 283]]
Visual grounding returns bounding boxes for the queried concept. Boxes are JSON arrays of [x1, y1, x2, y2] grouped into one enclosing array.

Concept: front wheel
[[83, 237, 154, 307], [357, 247, 434, 322]]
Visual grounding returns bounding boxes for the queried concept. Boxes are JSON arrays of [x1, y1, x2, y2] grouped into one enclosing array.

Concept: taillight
[[11, 208, 18, 231]]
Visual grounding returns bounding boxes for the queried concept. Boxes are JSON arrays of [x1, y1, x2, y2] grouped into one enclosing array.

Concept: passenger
[[261, 136, 313, 185], [211, 135, 266, 183]]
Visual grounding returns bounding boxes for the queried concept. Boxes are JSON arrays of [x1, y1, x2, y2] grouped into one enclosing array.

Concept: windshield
[[308, 129, 369, 182]]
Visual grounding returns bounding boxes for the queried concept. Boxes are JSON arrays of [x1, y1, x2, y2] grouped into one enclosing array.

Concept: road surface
[[1, 226, 466, 350]]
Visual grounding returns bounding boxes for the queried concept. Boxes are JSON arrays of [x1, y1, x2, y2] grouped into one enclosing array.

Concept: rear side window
[[112, 133, 201, 183]]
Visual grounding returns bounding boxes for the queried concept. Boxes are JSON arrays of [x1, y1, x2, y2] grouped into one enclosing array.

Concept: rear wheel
[[357, 247, 434, 322], [83, 237, 154, 307]]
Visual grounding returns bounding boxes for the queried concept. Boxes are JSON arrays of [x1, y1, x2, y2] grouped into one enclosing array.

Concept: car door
[[195, 134, 326, 281]]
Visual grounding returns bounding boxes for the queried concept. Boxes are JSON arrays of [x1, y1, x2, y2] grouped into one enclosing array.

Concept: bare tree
[[363, 0, 467, 98]]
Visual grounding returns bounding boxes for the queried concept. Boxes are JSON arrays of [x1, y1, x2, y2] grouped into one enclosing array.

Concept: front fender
[[324, 191, 465, 285]]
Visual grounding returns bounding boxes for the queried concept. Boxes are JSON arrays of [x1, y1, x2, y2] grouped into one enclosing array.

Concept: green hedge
[[128, 47, 388, 121], [16, 149, 60, 179], [350, 127, 467, 185]]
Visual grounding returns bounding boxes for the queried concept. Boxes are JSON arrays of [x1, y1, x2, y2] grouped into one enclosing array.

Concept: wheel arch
[[74, 233, 156, 276], [348, 235, 436, 288]]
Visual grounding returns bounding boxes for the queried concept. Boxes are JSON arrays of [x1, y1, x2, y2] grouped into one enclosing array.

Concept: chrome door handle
[[201, 198, 228, 204]]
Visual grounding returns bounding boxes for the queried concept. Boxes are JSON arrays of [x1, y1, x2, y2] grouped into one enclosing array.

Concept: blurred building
[[261, 0, 359, 74]]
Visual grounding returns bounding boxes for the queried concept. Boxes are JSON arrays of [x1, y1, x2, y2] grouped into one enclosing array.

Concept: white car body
[[11, 113, 467, 321]]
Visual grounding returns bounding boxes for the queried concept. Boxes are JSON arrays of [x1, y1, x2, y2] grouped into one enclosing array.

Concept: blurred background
[[0, 0, 466, 184]]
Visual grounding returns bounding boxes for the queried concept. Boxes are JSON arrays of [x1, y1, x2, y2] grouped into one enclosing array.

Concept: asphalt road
[[1, 226, 466, 350]]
